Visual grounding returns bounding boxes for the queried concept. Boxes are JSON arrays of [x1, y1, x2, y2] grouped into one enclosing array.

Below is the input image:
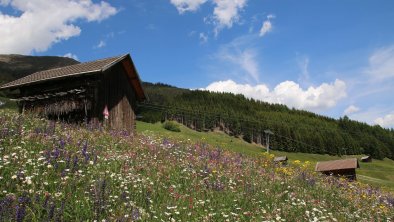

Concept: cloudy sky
[[1, 0, 394, 128]]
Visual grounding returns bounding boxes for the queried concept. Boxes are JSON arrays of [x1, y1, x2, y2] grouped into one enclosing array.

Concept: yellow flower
[[293, 160, 301, 165], [302, 161, 311, 169]]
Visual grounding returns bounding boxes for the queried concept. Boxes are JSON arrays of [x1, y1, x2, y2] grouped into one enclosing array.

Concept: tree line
[[138, 82, 394, 160]]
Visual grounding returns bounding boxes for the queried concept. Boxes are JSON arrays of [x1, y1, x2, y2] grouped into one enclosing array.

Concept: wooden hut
[[360, 156, 372, 163], [0, 54, 146, 133], [274, 156, 288, 165], [315, 158, 360, 181]]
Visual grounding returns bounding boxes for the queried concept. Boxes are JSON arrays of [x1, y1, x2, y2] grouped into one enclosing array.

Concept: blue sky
[[1, 0, 394, 128]]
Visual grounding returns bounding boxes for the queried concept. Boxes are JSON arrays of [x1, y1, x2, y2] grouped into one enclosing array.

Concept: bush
[[162, 121, 181, 132]]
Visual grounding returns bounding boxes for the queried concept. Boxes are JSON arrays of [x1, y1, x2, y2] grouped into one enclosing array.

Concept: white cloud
[[212, 0, 247, 29], [259, 20, 272, 37], [95, 40, 106, 49], [374, 113, 394, 128], [0, 0, 117, 54], [298, 56, 309, 79], [365, 45, 394, 80], [296, 55, 312, 87], [213, 34, 260, 82], [259, 14, 274, 37], [170, 0, 207, 13], [170, 0, 247, 35], [199, 32, 208, 44], [217, 46, 259, 82], [204, 79, 347, 112], [63, 53, 78, 61], [344, 105, 360, 115], [0, 0, 10, 6], [266, 14, 275, 20]]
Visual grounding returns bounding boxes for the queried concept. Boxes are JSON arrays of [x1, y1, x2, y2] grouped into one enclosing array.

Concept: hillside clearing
[[137, 121, 394, 192]]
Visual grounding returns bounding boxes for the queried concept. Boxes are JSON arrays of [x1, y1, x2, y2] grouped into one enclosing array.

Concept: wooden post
[[264, 129, 274, 153]]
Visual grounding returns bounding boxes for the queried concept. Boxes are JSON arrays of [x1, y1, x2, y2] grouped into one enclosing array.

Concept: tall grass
[[0, 110, 392, 221]]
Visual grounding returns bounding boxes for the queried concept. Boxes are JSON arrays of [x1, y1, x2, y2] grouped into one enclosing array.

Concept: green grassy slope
[[137, 121, 394, 192], [0, 110, 392, 221]]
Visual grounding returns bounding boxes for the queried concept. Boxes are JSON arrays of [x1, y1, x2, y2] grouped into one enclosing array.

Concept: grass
[[0, 111, 392, 221], [137, 121, 394, 192]]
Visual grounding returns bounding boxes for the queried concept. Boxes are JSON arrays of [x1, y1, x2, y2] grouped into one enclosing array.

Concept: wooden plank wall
[[101, 62, 137, 133]]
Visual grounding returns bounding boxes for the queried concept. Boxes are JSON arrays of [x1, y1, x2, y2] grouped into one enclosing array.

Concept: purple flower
[[59, 139, 65, 149], [48, 202, 55, 220], [0, 195, 15, 219], [72, 155, 79, 171], [82, 141, 89, 162], [132, 208, 140, 221], [15, 205, 26, 222], [213, 181, 225, 191]]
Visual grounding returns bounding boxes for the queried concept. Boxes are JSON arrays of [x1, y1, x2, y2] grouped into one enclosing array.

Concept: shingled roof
[[315, 158, 359, 172], [0, 54, 126, 90], [274, 156, 288, 162]]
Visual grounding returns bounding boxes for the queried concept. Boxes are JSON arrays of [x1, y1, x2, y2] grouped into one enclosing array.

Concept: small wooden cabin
[[315, 158, 360, 181], [274, 156, 288, 165], [360, 156, 372, 163], [0, 54, 146, 133]]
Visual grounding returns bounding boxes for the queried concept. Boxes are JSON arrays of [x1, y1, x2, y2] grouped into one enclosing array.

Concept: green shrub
[[162, 120, 181, 132]]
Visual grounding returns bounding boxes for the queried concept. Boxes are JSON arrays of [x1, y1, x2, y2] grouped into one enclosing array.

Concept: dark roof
[[274, 156, 288, 162], [0, 54, 146, 101], [315, 158, 359, 172]]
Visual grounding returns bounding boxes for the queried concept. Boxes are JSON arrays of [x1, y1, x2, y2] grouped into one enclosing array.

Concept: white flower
[[11, 175, 17, 179], [26, 178, 32, 185], [47, 164, 53, 169]]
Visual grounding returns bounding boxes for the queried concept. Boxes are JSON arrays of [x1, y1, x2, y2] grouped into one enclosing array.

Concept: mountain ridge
[[0, 54, 79, 84]]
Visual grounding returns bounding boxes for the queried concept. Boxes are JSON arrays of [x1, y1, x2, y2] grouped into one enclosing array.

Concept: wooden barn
[[315, 158, 360, 181], [0, 54, 146, 133], [274, 156, 288, 165], [360, 156, 372, 163]]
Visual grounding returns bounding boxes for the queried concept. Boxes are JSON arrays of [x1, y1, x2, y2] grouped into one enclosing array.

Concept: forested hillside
[[139, 82, 394, 160], [0, 54, 78, 85]]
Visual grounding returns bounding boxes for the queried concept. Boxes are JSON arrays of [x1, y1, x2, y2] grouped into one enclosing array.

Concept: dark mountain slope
[[0, 54, 79, 84]]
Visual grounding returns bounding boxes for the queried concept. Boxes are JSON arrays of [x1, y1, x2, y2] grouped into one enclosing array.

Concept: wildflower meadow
[[0, 110, 393, 221]]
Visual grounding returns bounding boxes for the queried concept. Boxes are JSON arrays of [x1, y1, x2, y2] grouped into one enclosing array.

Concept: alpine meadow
[[1, 0, 394, 221]]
